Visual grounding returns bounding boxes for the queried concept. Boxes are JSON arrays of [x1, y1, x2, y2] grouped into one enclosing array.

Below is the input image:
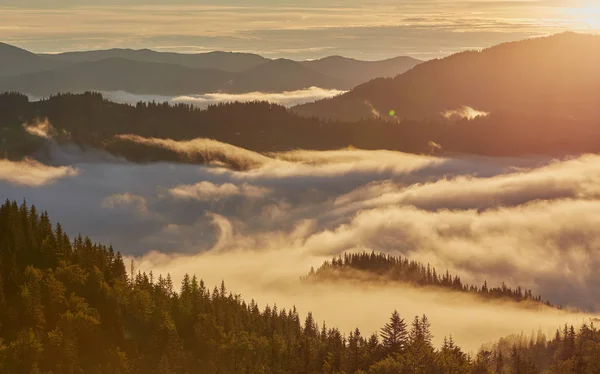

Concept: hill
[[0, 42, 421, 95], [304, 252, 555, 308], [294, 32, 600, 122], [3, 92, 600, 165], [0, 58, 233, 97], [0, 57, 400, 96], [41, 48, 268, 73], [0, 42, 65, 77], [227, 58, 347, 92], [302, 55, 421, 88]]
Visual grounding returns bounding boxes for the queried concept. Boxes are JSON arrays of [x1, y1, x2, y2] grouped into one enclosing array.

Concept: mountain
[[0, 58, 234, 97], [302, 55, 421, 87], [0, 58, 343, 96], [226, 58, 346, 92], [43, 49, 420, 84], [0, 42, 423, 95], [41, 48, 268, 73], [0, 42, 65, 77], [294, 32, 600, 122], [0, 56, 397, 96]]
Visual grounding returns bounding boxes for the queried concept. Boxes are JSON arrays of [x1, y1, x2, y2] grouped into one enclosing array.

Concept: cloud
[[114, 134, 273, 169], [330, 155, 600, 214], [168, 181, 271, 201], [245, 148, 449, 180], [98, 87, 346, 109], [22, 119, 53, 139], [428, 141, 442, 152], [364, 100, 381, 118], [5, 142, 600, 351], [299, 200, 600, 308], [0, 158, 79, 186], [4, 2, 598, 60], [117, 152, 600, 314], [102, 193, 149, 216], [442, 106, 490, 120], [88, 150, 600, 313], [131, 238, 592, 352], [114, 134, 454, 177]]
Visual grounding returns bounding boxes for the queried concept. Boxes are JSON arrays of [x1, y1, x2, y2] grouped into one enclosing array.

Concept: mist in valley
[[3, 131, 600, 351], [27, 87, 347, 109]]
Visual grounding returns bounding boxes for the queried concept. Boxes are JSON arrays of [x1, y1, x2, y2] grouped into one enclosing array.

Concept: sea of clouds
[[2, 130, 600, 350]]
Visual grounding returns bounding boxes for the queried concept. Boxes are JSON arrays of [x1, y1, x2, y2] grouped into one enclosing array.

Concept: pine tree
[[380, 310, 408, 356]]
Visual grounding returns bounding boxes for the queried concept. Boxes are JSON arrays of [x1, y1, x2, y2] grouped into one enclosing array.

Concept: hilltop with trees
[[304, 252, 555, 308]]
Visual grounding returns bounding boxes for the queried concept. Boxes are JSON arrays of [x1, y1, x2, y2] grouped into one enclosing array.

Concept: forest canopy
[[2, 92, 600, 168], [0, 200, 597, 373]]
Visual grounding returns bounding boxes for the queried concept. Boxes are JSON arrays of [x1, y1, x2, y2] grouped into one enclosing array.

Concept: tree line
[[2, 92, 600, 166], [0, 199, 597, 373], [304, 252, 554, 308]]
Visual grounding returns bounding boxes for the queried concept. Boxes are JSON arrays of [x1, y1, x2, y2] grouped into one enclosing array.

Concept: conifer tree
[[380, 310, 408, 356]]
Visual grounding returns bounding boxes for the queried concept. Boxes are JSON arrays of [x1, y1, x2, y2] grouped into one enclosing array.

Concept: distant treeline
[[304, 252, 554, 308], [1, 92, 600, 166]]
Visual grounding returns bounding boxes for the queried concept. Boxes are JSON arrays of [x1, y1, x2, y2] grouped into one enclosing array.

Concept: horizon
[[3, 31, 598, 63], [2, 0, 599, 60]]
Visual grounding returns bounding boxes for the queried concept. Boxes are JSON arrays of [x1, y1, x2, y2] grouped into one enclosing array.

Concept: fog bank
[[2, 136, 599, 350]]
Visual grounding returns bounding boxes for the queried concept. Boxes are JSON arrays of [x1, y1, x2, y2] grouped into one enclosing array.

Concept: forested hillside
[[304, 252, 554, 308], [3, 92, 600, 166], [1, 200, 600, 373], [0, 199, 472, 373], [295, 33, 600, 122]]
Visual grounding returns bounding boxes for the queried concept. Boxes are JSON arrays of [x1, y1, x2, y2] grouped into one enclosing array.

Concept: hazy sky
[[1, 0, 599, 59]]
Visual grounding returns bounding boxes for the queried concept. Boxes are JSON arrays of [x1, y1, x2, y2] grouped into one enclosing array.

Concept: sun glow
[[568, 5, 600, 29]]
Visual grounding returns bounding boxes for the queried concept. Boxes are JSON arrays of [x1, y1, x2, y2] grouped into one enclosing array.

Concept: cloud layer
[[169, 181, 271, 201], [4, 136, 600, 350], [96, 87, 346, 109], [0, 158, 78, 186]]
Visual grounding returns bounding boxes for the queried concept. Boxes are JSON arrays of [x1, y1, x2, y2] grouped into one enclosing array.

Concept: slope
[[294, 32, 600, 122], [0, 58, 234, 96], [302, 55, 421, 88], [226, 58, 348, 92], [41, 48, 268, 73], [0, 42, 65, 77]]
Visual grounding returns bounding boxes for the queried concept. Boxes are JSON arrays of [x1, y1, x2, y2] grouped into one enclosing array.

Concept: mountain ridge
[[0, 42, 421, 95], [293, 32, 600, 122], [0, 42, 66, 77]]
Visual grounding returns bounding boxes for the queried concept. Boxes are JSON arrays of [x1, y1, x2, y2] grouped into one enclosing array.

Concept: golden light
[[568, 5, 600, 29]]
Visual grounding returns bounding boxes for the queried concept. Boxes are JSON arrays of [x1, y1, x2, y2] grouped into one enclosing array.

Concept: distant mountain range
[[294, 32, 600, 122], [0, 42, 421, 96], [3, 33, 600, 161]]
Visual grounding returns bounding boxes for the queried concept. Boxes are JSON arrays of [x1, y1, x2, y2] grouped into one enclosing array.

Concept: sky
[[1, 0, 599, 60]]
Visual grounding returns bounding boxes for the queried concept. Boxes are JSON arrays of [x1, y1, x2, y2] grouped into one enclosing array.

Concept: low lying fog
[[2, 131, 600, 351], [29, 87, 347, 109]]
